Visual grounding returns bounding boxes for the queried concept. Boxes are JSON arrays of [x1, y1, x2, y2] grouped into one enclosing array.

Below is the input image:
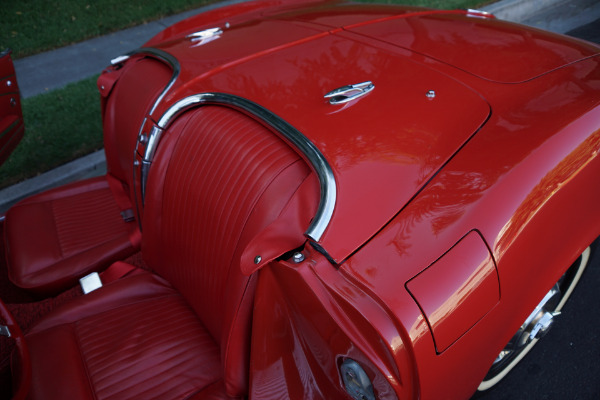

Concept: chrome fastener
[[292, 252, 305, 263]]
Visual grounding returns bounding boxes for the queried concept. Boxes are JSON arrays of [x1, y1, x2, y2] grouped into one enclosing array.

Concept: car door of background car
[[0, 49, 24, 168]]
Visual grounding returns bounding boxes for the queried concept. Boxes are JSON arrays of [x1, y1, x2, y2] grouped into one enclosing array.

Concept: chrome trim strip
[[0, 325, 10, 338], [129, 47, 180, 115], [465, 9, 494, 18], [148, 93, 336, 242], [111, 55, 130, 65], [140, 160, 152, 200], [143, 124, 163, 168], [124, 48, 179, 205]]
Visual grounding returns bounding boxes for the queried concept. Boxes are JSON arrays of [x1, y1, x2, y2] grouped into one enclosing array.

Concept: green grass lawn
[[1, 0, 491, 59], [1, 0, 217, 59], [0, 0, 492, 189], [0, 76, 102, 189]]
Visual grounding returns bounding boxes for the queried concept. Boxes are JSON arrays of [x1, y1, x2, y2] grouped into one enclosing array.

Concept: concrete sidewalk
[[14, 0, 248, 99], [1, 0, 600, 213]]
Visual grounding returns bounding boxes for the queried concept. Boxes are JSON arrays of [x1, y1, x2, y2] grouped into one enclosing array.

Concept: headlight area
[[249, 245, 412, 400]]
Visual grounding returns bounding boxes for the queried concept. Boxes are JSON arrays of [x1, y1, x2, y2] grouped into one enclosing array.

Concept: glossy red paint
[[139, 5, 600, 397], [406, 231, 500, 354], [143, 10, 492, 263], [250, 255, 408, 400], [145, 0, 331, 47], [340, 56, 600, 398], [349, 12, 599, 83], [0, 50, 24, 168], [3, 1, 600, 399]]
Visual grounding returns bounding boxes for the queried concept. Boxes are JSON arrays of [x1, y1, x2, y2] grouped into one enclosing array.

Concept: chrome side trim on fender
[[144, 93, 336, 243]]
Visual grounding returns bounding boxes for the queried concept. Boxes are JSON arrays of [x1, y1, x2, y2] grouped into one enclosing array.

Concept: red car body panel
[[3, 1, 600, 399], [348, 12, 600, 83], [144, 8, 493, 263], [0, 50, 24, 168], [340, 60, 600, 399], [406, 231, 500, 354], [136, 2, 600, 398]]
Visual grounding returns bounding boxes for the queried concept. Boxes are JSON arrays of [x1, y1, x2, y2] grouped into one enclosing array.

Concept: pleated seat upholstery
[[25, 271, 222, 399], [23, 106, 316, 399], [4, 177, 137, 294], [3, 57, 172, 294]]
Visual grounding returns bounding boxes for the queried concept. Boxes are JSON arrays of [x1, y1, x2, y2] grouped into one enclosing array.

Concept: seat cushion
[[25, 269, 226, 400], [4, 176, 140, 294]]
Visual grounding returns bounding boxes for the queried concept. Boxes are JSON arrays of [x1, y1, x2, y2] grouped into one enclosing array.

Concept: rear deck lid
[[347, 12, 600, 83], [172, 32, 492, 262]]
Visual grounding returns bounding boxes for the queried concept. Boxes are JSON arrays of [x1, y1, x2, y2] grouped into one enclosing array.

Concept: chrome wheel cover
[[478, 247, 591, 391]]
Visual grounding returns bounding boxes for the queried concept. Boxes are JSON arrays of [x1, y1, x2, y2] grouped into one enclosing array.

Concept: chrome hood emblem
[[186, 27, 223, 47], [324, 81, 374, 105]]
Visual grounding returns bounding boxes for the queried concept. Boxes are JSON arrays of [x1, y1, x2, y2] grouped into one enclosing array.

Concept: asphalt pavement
[[478, 239, 600, 397], [1, 2, 600, 397]]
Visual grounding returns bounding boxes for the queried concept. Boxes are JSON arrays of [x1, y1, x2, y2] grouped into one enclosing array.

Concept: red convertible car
[[1, 1, 599, 399]]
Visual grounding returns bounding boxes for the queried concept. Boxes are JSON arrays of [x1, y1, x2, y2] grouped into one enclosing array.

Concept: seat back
[[141, 105, 314, 396], [99, 57, 172, 194]]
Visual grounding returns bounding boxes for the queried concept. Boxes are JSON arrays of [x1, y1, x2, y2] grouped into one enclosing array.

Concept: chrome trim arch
[[128, 47, 180, 115], [120, 48, 179, 183], [145, 93, 336, 243], [120, 47, 179, 219]]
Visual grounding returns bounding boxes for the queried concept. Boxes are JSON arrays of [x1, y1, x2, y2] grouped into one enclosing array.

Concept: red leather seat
[[22, 106, 316, 399], [4, 177, 139, 294], [3, 57, 172, 294], [25, 271, 222, 399]]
